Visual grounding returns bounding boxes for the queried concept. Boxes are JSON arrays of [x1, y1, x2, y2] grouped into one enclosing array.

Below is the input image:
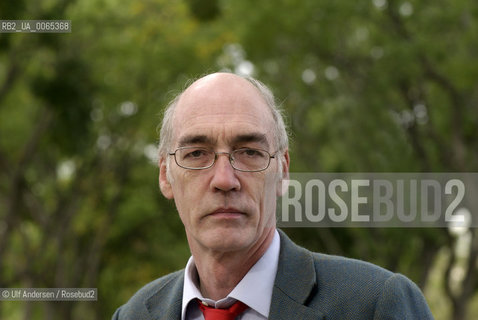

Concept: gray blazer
[[112, 230, 434, 319]]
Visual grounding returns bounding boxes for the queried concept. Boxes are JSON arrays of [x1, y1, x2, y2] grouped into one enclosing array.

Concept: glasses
[[168, 147, 276, 172]]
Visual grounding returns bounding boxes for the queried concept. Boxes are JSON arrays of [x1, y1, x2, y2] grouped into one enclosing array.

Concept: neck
[[191, 228, 275, 301]]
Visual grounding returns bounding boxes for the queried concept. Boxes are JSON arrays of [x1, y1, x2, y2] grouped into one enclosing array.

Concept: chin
[[202, 229, 253, 251]]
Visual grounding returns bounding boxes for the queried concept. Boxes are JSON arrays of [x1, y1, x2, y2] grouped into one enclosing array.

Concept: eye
[[245, 149, 259, 156], [236, 148, 266, 158], [183, 148, 208, 159], [190, 150, 205, 157]]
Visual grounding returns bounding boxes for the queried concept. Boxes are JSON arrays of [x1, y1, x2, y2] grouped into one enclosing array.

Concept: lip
[[207, 207, 246, 218]]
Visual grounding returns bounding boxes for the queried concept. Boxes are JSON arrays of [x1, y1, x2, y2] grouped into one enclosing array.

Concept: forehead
[[171, 74, 275, 147]]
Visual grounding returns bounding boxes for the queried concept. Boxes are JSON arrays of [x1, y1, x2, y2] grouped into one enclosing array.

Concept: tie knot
[[197, 299, 248, 320]]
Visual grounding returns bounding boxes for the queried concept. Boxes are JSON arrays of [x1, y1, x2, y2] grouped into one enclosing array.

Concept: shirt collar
[[181, 229, 280, 319]]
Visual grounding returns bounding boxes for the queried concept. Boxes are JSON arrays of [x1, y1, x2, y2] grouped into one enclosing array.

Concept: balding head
[[158, 72, 288, 160]]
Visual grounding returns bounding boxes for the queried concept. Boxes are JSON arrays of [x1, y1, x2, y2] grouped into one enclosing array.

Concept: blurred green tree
[[0, 0, 477, 319]]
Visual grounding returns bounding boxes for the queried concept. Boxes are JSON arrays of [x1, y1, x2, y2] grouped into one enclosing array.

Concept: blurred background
[[0, 0, 477, 319]]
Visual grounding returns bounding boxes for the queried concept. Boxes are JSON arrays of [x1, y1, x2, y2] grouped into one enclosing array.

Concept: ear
[[159, 157, 174, 199], [276, 149, 290, 196]]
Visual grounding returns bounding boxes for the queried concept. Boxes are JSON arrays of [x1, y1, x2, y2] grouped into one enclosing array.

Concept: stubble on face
[[165, 73, 282, 255]]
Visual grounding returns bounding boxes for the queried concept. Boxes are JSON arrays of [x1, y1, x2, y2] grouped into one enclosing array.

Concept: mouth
[[207, 207, 246, 219]]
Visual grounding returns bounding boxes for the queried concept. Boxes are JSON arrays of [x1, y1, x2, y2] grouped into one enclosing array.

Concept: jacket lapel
[[269, 230, 325, 320], [145, 271, 184, 320]]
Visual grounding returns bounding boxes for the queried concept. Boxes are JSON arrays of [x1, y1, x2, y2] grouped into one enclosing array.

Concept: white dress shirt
[[181, 230, 280, 320]]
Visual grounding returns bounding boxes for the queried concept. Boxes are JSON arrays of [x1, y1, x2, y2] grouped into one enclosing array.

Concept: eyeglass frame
[[167, 146, 277, 172]]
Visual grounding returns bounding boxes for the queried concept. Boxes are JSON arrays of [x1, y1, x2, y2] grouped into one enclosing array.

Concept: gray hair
[[157, 74, 289, 162]]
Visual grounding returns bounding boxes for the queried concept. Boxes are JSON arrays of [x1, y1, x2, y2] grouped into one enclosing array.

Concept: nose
[[210, 153, 241, 192]]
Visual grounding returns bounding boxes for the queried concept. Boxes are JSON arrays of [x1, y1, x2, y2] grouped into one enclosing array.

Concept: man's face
[[159, 73, 289, 253]]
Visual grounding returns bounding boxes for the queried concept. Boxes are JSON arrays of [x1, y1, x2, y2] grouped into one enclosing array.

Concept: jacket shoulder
[[276, 230, 433, 319], [311, 251, 394, 285], [309, 251, 433, 319]]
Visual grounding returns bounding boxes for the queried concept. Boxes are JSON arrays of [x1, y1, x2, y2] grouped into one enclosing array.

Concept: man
[[113, 72, 434, 319]]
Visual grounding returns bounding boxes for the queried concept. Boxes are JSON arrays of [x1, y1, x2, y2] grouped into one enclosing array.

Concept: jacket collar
[[145, 271, 184, 320], [268, 230, 325, 320]]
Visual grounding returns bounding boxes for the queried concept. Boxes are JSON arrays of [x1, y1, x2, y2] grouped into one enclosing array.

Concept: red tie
[[197, 299, 248, 320]]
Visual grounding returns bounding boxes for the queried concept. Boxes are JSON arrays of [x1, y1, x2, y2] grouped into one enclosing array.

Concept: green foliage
[[0, 0, 477, 319]]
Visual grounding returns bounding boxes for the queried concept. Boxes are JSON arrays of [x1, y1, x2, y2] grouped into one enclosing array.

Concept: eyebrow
[[177, 132, 270, 149], [231, 133, 270, 149], [177, 134, 214, 147]]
